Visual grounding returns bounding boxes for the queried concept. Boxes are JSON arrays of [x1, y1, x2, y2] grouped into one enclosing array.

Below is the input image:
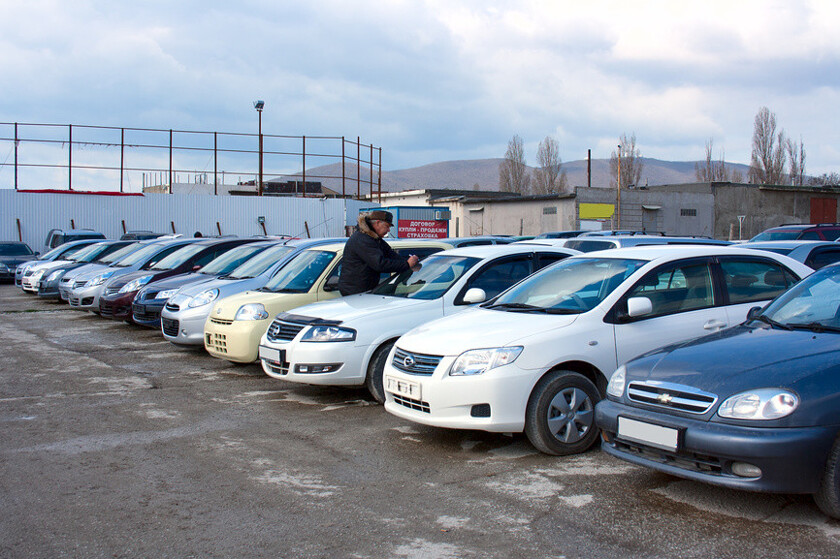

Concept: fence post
[[120, 128, 125, 193], [378, 147, 382, 204], [369, 143, 374, 201], [169, 129, 173, 193], [214, 132, 218, 196], [302, 135, 306, 197], [356, 136, 360, 198], [341, 136, 345, 198], [68, 124, 73, 191], [14, 123, 18, 190]]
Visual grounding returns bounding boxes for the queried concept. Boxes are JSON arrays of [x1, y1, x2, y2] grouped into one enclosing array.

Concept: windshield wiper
[[486, 302, 542, 311], [787, 322, 840, 333], [754, 314, 793, 330]]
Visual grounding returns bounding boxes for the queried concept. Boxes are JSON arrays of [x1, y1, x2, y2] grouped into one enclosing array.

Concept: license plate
[[385, 376, 421, 400], [258, 345, 284, 363], [617, 417, 679, 452]]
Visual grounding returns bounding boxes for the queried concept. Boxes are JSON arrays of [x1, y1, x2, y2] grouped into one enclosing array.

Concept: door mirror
[[323, 275, 340, 292], [462, 287, 487, 304], [746, 306, 762, 321], [627, 296, 653, 317]]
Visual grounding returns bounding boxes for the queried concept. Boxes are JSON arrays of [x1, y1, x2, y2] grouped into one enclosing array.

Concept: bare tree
[[499, 135, 531, 194], [787, 136, 806, 186], [809, 172, 840, 186], [695, 138, 731, 182], [533, 136, 568, 194], [749, 107, 787, 185], [609, 133, 644, 190]]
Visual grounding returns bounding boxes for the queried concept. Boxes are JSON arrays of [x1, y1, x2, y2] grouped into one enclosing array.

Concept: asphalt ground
[[2, 283, 839, 558]]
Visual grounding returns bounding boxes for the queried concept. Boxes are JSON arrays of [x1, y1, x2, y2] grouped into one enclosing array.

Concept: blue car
[[595, 263, 840, 519]]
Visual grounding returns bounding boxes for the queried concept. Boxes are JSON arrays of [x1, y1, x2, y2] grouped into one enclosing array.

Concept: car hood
[[141, 272, 213, 293], [63, 263, 108, 280], [108, 269, 169, 289], [211, 290, 322, 321], [285, 294, 433, 324], [630, 325, 840, 396], [397, 307, 580, 356]]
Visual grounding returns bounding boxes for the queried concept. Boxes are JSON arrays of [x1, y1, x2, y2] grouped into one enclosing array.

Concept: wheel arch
[[538, 360, 607, 399]]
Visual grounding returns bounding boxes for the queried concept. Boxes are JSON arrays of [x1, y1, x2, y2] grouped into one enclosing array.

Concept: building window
[[680, 208, 697, 217], [542, 206, 557, 215]]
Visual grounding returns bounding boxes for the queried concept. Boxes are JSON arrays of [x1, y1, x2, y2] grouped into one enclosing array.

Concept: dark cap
[[368, 210, 394, 226]]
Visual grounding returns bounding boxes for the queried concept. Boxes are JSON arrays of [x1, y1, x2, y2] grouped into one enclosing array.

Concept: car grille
[[60, 277, 72, 285], [627, 381, 717, 414], [610, 438, 723, 476], [266, 318, 307, 342], [164, 301, 181, 312], [105, 285, 122, 295], [391, 394, 431, 413], [161, 317, 179, 337], [23, 270, 34, 277], [73, 280, 87, 288], [206, 332, 228, 353], [132, 303, 160, 323], [263, 359, 290, 376], [209, 317, 233, 326], [391, 348, 442, 376]]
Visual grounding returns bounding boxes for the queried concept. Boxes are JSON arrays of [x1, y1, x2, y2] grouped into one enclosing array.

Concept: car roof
[[569, 243, 808, 263], [740, 240, 837, 249], [431, 243, 580, 259]]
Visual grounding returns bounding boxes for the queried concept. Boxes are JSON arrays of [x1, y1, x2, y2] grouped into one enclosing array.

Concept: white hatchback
[[382, 245, 813, 455], [258, 244, 580, 402]]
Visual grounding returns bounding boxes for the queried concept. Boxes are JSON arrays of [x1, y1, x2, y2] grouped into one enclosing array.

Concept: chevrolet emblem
[[657, 393, 674, 404]]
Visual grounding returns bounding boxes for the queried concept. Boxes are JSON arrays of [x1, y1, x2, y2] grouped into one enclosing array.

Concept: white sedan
[[382, 245, 813, 455], [257, 244, 580, 402]]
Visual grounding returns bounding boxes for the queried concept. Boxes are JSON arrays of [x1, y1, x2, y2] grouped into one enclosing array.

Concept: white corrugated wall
[[0, 190, 371, 251]]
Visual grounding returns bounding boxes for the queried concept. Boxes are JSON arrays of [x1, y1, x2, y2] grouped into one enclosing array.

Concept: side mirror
[[192, 265, 202, 271], [746, 306, 762, 321], [323, 275, 340, 292], [627, 296, 653, 318], [462, 287, 487, 304]]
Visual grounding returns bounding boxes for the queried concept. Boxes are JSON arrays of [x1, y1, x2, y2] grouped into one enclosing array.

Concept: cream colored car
[[204, 240, 452, 363]]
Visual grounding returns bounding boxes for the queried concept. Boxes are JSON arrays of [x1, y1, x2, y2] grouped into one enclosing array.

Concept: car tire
[[365, 341, 394, 404], [815, 435, 840, 519], [525, 370, 601, 456]]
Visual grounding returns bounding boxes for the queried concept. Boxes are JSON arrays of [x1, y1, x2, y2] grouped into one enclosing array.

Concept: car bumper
[[67, 285, 105, 311], [132, 300, 166, 328], [204, 317, 270, 363], [99, 291, 138, 320], [595, 399, 836, 494], [160, 306, 211, 345], [20, 275, 39, 292], [382, 357, 539, 433], [38, 278, 62, 299], [258, 339, 367, 385]]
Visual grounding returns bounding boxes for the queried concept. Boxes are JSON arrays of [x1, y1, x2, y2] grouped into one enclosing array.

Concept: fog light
[[295, 364, 341, 374], [731, 462, 762, 478], [470, 404, 491, 418]]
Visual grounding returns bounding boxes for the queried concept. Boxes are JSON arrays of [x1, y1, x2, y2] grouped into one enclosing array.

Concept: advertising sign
[[398, 219, 448, 239]]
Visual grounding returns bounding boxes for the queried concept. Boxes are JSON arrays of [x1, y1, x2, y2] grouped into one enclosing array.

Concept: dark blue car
[[595, 263, 840, 519]]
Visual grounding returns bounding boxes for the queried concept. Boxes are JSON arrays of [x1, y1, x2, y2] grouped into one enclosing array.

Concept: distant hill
[[272, 157, 753, 194]]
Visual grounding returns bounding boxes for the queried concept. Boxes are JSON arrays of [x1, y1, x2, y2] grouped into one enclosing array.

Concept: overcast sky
[[1, 0, 839, 176]]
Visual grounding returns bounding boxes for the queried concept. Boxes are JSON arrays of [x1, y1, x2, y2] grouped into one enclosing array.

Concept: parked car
[[17, 240, 104, 290], [439, 236, 513, 247], [37, 240, 135, 299], [66, 238, 199, 312], [750, 223, 840, 242], [595, 262, 840, 519], [99, 237, 258, 322], [520, 235, 731, 253], [160, 238, 346, 346], [533, 231, 586, 239], [43, 228, 105, 253], [204, 240, 453, 364], [740, 240, 840, 270], [57, 242, 145, 302], [580, 230, 666, 237], [120, 230, 165, 241], [382, 245, 812, 456], [257, 244, 581, 402], [0, 242, 37, 282], [131, 240, 277, 328]]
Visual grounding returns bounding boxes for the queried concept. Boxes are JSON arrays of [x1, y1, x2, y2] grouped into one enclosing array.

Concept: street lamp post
[[254, 100, 265, 196]]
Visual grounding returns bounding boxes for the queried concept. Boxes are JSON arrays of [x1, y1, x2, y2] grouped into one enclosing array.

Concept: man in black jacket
[[338, 210, 419, 296]]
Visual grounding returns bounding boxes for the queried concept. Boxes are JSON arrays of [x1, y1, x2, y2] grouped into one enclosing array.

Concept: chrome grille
[[105, 285, 121, 295], [391, 348, 442, 376], [73, 280, 87, 288], [627, 381, 717, 414], [266, 319, 307, 342]]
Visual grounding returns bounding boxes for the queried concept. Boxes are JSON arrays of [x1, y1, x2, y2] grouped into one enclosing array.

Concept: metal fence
[[0, 122, 382, 199]]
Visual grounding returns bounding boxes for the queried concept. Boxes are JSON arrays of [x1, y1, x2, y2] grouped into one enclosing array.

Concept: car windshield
[[484, 257, 646, 314], [371, 255, 480, 300], [114, 243, 173, 267], [227, 245, 295, 279], [41, 245, 71, 260], [150, 244, 207, 270], [261, 250, 336, 293], [756, 265, 840, 332], [750, 229, 804, 241], [68, 243, 108, 262], [0, 243, 33, 256], [101, 242, 141, 265], [198, 244, 267, 275]]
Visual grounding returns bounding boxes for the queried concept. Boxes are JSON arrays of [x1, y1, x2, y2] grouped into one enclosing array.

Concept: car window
[[761, 265, 840, 327], [372, 255, 480, 300], [536, 252, 571, 268], [806, 248, 840, 270], [464, 256, 533, 301], [458, 240, 492, 247], [820, 229, 840, 241], [100, 242, 142, 264], [719, 258, 797, 304], [0, 244, 33, 256], [394, 247, 444, 260], [200, 245, 267, 275], [624, 261, 715, 318], [799, 231, 822, 240], [564, 240, 616, 253], [262, 250, 337, 293], [150, 244, 207, 270], [229, 245, 295, 279]]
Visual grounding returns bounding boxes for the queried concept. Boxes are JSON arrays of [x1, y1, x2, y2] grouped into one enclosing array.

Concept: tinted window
[[0, 243, 34, 256], [466, 256, 533, 300], [799, 231, 822, 240], [564, 240, 616, 253], [625, 261, 715, 318], [536, 252, 571, 268], [720, 259, 796, 304], [394, 247, 444, 260], [200, 245, 267, 275], [150, 244, 207, 270], [806, 248, 840, 270], [819, 229, 840, 241]]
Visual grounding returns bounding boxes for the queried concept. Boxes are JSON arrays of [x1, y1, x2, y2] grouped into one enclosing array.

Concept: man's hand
[[407, 254, 421, 271]]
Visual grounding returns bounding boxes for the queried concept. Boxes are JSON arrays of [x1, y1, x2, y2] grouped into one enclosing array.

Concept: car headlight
[[119, 275, 153, 294], [234, 303, 269, 321], [606, 365, 627, 398], [87, 271, 115, 287], [449, 346, 523, 376], [155, 289, 179, 299], [31, 269, 46, 281], [718, 389, 799, 420], [46, 269, 65, 282], [189, 288, 219, 308], [301, 325, 356, 342]]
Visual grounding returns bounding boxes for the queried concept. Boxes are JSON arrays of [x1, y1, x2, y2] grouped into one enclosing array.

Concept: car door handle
[[703, 320, 727, 331]]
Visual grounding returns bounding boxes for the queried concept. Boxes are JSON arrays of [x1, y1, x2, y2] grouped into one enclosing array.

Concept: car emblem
[[657, 393, 674, 404], [403, 355, 415, 369], [216, 307, 223, 315]]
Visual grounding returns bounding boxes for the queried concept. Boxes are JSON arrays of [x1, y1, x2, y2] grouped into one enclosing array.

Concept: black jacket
[[338, 217, 409, 296]]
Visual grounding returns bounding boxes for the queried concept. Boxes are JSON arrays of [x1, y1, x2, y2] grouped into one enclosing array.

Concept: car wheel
[[815, 435, 840, 519], [525, 370, 601, 456], [365, 341, 395, 404]]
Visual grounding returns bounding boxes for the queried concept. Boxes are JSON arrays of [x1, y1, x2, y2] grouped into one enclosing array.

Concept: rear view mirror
[[462, 287, 487, 304], [627, 296, 653, 317], [323, 275, 340, 292]]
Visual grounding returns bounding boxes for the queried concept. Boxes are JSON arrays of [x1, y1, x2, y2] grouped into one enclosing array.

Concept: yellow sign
[[579, 203, 615, 219]]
